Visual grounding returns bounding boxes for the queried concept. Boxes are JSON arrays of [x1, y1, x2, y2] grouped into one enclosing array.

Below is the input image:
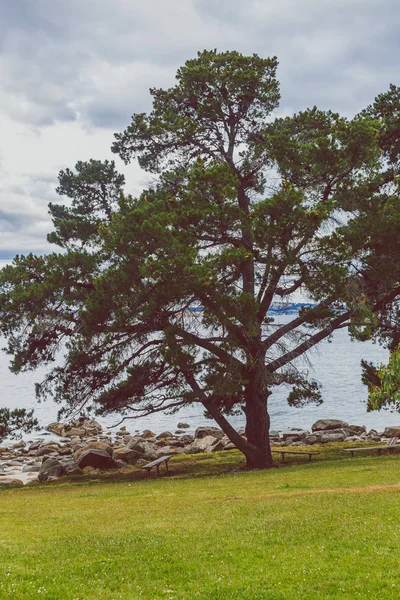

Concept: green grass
[[1, 448, 400, 599]]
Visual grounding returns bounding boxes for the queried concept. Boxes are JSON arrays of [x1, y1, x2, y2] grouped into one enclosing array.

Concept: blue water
[[0, 326, 399, 439]]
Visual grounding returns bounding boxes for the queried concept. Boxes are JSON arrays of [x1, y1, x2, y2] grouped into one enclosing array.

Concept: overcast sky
[[0, 0, 398, 261]]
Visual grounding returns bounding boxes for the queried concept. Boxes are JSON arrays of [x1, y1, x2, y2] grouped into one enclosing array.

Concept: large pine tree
[[1, 51, 399, 467]]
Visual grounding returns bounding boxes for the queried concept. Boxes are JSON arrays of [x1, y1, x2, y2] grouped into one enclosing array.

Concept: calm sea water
[[1, 327, 399, 440]]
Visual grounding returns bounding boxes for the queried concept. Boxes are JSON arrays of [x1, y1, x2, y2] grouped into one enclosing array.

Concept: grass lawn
[[1, 448, 400, 599]]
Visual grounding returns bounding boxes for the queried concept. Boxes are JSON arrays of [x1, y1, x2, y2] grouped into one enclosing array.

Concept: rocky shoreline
[[1, 418, 399, 487]]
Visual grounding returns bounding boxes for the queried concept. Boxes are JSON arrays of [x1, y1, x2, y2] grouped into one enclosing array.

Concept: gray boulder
[[58, 447, 73, 456], [13, 440, 26, 449], [155, 438, 172, 447], [211, 439, 229, 452], [22, 464, 40, 472], [282, 430, 308, 442], [153, 446, 174, 457], [27, 443, 40, 451], [126, 436, 142, 449], [141, 430, 156, 439], [74, 442, 113, 463], [180, 434, 194, 445], [190, 435, 219, 453], [38, 458, 65, 482], [270, 438, 281, 445], [64, 464, 83, 476], [47, 422, 64, 436], [304, 435, 320, 445], [384, 426, 400, 437], [35, 447, 58, 457], [112, 447, 143, 464], [223, 442, 237, 450], [194, 427, 224, 440], [167, 439, 185, 448], [284, 439, 298, 446], [321, 432, 346, 443], [75, 449, 118, 470], [317, 427, 354, 439], [312, 419, 349, 432], [156, 431, 173, 439], [0, 478, 23, 487], [48, 419, 102, 438], [126, 439, 158, 460], [348, 425, 366, 435], [67, 428, 86, 437]]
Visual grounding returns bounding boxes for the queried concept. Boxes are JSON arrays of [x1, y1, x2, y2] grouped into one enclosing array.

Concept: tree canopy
[[0, 50, 399, 467]]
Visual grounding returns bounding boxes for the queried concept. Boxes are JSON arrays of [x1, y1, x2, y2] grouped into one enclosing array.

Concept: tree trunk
[[244, 390, 273, 469], [202, 391, 273, 470], [183, 357, 273, 469]]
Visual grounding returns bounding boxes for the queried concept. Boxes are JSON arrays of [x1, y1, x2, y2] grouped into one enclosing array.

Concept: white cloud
[[0, 0, 398, 257]]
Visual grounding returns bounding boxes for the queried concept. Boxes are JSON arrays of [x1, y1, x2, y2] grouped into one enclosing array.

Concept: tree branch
[[172, 326, 245, 372], [262, 299, 335, 351], [266, 311, 351, 373]]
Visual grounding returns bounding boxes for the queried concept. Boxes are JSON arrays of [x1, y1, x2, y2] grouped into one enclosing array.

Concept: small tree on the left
[[0, 408, 38, 444]]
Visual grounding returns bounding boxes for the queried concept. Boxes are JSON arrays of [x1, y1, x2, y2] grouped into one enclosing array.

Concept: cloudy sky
[[0, 0, 398, 263]]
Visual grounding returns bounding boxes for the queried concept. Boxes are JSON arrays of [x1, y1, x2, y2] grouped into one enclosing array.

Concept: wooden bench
[[141, 455, 172, 476], [271, 450, 320, 463], [343, 436, 400, 458]]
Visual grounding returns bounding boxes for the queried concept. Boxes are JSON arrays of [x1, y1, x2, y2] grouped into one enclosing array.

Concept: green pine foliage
[[0, 408, 38, 443], [364, 346, 400, 411]]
